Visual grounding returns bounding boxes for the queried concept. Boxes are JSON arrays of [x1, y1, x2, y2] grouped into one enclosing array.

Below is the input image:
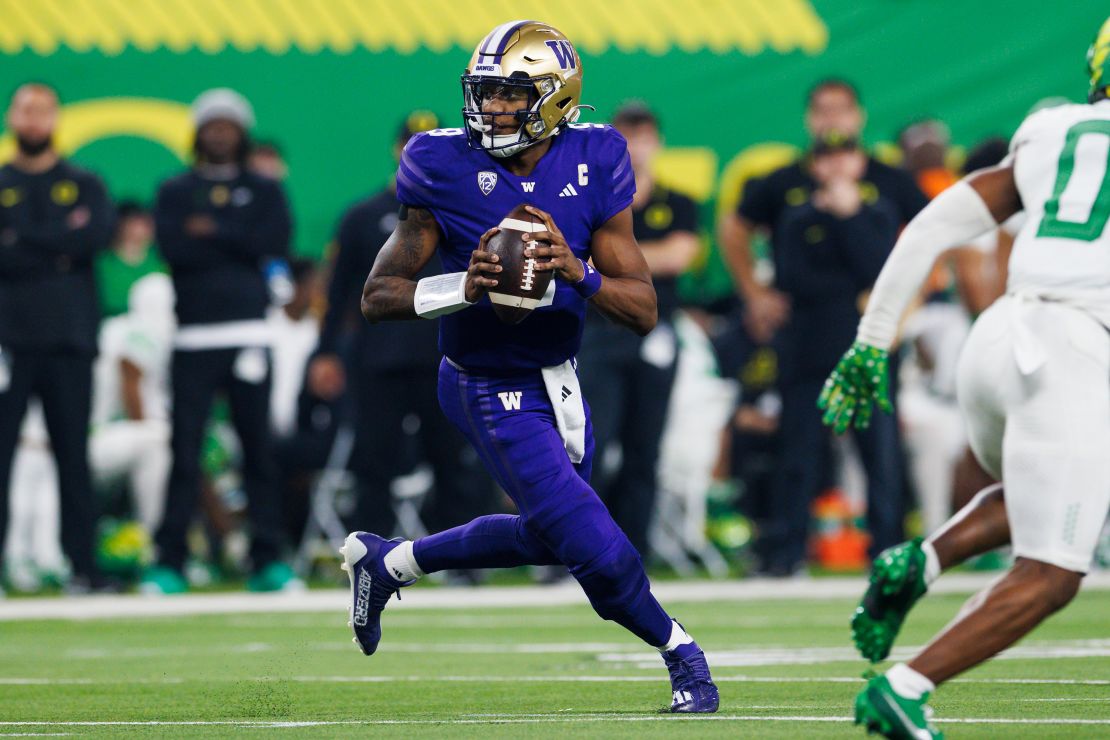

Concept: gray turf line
[[3, 571, 1109, 621]]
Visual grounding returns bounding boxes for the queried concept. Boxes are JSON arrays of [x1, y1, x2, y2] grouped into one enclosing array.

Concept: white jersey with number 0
[[1009, 99, 1110, 325], [955, 98, 1110, 574]]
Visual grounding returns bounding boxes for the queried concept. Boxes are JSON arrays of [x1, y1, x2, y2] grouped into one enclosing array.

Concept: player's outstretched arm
[[856, 165, 1021, 351], [361, 205, 441, 322], [820, 165, 1021, 432]]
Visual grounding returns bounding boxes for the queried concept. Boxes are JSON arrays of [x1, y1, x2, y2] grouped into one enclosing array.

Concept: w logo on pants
[[498, 391, 522, 411]]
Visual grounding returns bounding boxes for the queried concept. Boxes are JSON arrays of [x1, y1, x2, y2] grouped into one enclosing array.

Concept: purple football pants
[[412, 358, 673, 647]]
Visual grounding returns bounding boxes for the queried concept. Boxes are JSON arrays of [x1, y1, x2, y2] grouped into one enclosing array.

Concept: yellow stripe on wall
[[0, 0, 828, 56]]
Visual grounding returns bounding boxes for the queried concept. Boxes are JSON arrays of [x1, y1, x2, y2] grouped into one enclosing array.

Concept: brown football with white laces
[[484, 203, 552, 324]]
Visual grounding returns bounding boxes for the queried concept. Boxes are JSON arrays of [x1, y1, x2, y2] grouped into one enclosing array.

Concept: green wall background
[[1, 0, 1105, 267]]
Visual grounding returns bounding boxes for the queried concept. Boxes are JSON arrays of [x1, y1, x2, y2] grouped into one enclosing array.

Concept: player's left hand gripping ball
[[522, 206, 584, 283], [817, 341, 892, 433]]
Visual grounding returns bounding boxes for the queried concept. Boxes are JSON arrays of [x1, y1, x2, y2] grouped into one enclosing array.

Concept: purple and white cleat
[[339, 531, 413, 656], [663, 641, 720, 713]]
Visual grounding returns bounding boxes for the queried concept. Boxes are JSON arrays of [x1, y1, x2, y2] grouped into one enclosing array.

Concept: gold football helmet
[[462, 20, 590, 157]]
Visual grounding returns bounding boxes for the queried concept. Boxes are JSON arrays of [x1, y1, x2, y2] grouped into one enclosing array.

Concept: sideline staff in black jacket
[[144, 88, 296, 594], [0, 83, 114, 591]]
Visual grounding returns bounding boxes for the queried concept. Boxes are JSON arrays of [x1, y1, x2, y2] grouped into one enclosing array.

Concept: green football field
[[1, 582, 1108, 738]]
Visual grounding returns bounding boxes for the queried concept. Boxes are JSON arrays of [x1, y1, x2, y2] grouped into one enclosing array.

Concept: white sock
[[657, 620, 695, 653], [886, 662, 935, 700], [382, 541, 424, 582], [921, 540, 941, 585]]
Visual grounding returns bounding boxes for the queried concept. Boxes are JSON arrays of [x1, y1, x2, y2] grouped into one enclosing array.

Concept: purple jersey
[[396, 124, 635, 371]]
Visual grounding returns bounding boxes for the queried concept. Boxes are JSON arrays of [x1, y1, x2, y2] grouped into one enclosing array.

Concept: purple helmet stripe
[[478, 20, 517, 58], [477, 19, 536, 62], [493, 19, 535, 56], [477, 28, 499, 63]]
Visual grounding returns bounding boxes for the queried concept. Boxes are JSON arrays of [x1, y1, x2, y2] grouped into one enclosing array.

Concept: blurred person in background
[[947, 137, 1022, 516], [268, 259, 333, 543], [939, 117, 1056, 520], [722, 80, 928, 575], [247, 140, 296, 309], [95, 200, 166, 318], [143, 88, 298, 594], [959, 137, 1018, 307], [245, 140, 312, 445], [308, 111, 492, 572], [577, 102, 700, 559], [762, 131, 905, 576], [269, 259, 321, 442], [248, 140, 289, 182], [4, 403, 64, 591], [719, 79, 928, 343], [897, 136, 1015, 534], [897, 119, 958, 199], [899, 121, 1000, 316], [713, 330, 781, 568], [89, 273, 176, 536], [0, 82, 116, 593]]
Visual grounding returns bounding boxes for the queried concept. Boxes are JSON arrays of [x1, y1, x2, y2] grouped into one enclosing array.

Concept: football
[[484, 203, 552, 324]]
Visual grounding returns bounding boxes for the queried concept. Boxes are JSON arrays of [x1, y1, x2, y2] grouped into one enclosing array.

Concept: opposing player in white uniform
[[89, 274, 175, 534], [818, 17, 1110, 738]]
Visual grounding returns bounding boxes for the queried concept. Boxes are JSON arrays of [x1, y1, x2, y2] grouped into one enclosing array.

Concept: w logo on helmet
[[545, 40, 576, 71]]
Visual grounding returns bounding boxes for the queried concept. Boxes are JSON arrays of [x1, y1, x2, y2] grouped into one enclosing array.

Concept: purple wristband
[[572, 259, 602, 299]]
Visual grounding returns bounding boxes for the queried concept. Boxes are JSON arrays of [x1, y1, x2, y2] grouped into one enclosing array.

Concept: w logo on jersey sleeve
[[545, 40, 576, 71]]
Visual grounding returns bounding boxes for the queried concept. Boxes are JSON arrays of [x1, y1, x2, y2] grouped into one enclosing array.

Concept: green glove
[[817, 341, 893, 433]]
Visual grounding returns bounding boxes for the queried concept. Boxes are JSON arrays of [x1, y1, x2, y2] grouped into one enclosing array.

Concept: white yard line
[[599, 640, 1110, 668], [3, 571, 1108, 621], [288, 674, 1110, 687], [1, 674, 1108, 686], [218, 613, 853, 629], [1, 716, 1109, 727], [0, 638, 1098, 664], [1022, 697, 1110, 702]]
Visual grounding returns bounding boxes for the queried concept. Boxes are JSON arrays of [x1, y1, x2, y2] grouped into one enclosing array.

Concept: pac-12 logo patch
[[478, 171, 498, 196]]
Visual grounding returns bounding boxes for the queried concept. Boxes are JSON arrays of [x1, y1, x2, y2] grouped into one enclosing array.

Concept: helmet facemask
[[462, 73, 570, 158]]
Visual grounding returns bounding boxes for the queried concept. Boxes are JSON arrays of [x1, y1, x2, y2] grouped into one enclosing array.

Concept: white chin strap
[[479, 122, 571, 158], [466, 116, 530, 158], [483, 129, 533, 158], [482, 106, 587, 156]]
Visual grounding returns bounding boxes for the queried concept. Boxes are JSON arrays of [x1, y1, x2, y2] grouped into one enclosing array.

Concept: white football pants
[[89, 419, 171, 533], [957, 296, 1110, 573]]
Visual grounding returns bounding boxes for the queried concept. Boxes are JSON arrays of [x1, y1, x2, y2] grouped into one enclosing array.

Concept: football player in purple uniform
[[339, 20, 718, 713]]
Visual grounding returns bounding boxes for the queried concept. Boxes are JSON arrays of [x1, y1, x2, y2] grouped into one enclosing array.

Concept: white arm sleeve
[[414, 271, 474, 318], [856, 180, 998, 349]]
